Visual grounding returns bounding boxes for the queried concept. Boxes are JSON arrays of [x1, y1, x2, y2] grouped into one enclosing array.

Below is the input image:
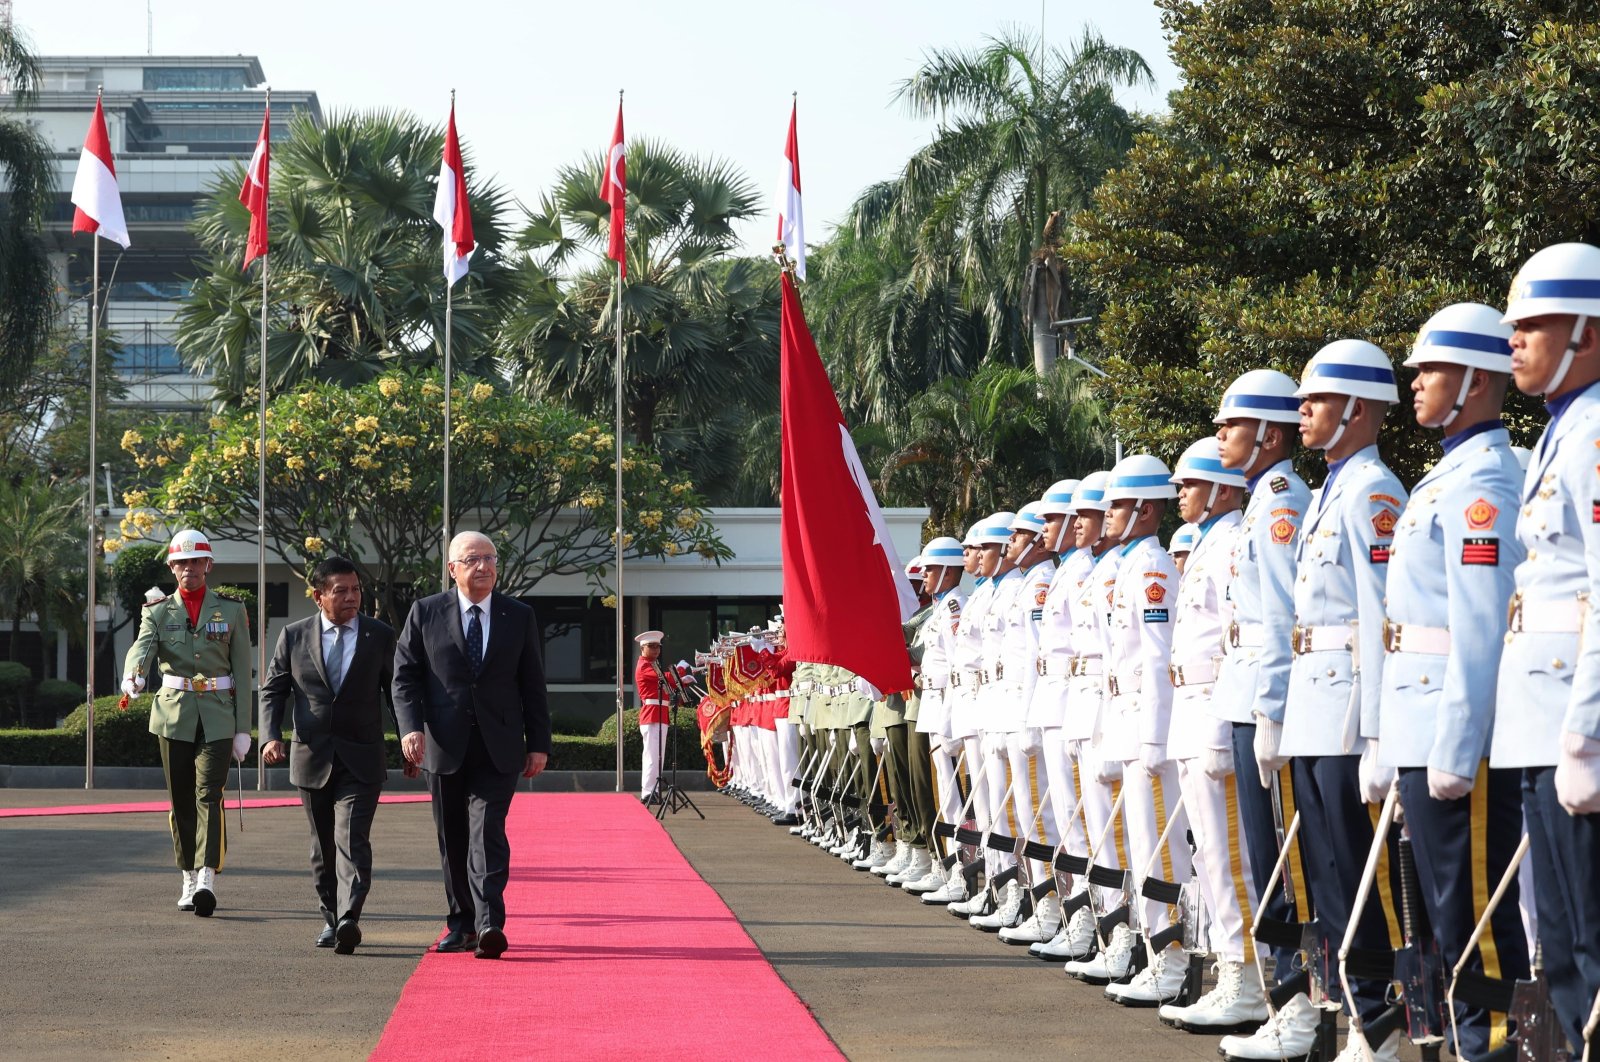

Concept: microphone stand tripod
[[653, 665, 703, 820]]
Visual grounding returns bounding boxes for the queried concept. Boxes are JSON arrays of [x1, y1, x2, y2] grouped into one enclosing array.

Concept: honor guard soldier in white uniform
[[1004, 480, 1082, 946], [1168, 523, 1199, 574], [971, 504, 1057, 931], [1156, 439, 1272, 1030], [1496, 243, 1600, 1053], [1092, 455, 1193, 1001], [1239, 340, 1408, 1061], [1376, 302, 1530, 1058], [905, 537, 969, 896], [1208, 368, 1310, 1040]]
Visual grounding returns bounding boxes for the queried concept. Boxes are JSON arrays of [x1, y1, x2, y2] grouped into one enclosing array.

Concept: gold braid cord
[[700, 703, 733, 788]]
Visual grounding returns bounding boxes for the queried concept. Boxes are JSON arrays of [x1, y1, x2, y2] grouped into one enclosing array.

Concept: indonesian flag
[[238, 106, 270, 268], [776, 100, 804, 280], [778, 274, 915, 695], [432, 102, 476, 286], [602, 102, 626, 278], [70, 96, 129, 248]]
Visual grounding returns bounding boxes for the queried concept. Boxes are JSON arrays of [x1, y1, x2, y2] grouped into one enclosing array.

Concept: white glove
[[847, 730, 859, 755], [1140, 743, 1167, 777], [1202, 744, 1234, 780], [1020, 728, 1043, 757], [1094, 755, 1123, 785], [796, 722, 810, 740], [231, 732, 252, 763], [121, 675, 146, 697], [1357, 740, 1395, 804], [870, 736, 886, 756], [1556, 732, 1600, 815], [983, 731, 1005, 759], [1252, 715, 1286, 788], [854, 676, 882, 701], [1427, 766, 1474, 802]]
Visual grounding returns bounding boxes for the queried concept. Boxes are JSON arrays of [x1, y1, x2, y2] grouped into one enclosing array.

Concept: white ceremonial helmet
[[1037, 479, 1080, 551], [166, 529, 214, 562], [1105, 455, 1177, 543], [1169, 523, 1200, 555], [1066, 470, 1111, 514], [1404, 303, 1514, 428], [973, 512, 1017, 546], [1170, 437, 1246, 522], [1502, 242, 1600, 394], [1295, 339, 1399, 451], [1213, 369, 1302, 472], [1009, 501, 1051, 539], [921, 536, 966, 570]]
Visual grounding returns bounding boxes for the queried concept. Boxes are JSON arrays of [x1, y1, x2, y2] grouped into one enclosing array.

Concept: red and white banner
[[603, 102, 626, 279], [433, 102, 476, 286], [70, 95, 129, 248], [238, 107, 270, 268], [778, 274, 914, 695], [776, 100, 805, 280]]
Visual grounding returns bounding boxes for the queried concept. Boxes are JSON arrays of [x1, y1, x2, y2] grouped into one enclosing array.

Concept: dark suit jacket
[[261, 613, 397, 788], [392, 590, 551, 776]]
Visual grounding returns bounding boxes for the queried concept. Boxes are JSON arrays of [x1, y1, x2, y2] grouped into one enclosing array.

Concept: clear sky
[[15, 0, 1181, 255]]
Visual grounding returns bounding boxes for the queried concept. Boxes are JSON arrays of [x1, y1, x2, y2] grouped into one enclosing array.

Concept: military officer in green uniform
[[121, 529, 254, 917]]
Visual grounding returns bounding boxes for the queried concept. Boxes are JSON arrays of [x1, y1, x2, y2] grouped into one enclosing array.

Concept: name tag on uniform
[[163, 623, 182, 630]]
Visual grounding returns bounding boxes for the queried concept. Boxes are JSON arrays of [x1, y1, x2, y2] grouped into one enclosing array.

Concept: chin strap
[[1321, 395, 1359, 452], [1437, 366, 1476, 429], [1116, 503, 1141, 544], [1245, 417, 1269, 469], [1200, 482, 1220, 522], [1545, 314, 1589, 396]]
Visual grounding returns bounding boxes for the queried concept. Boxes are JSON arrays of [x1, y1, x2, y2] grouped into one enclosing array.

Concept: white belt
[[1382, 621, 1450, 655], [643, 698, 668, 706], [1036, 656, 1069, 677], [1107, 669, 1143, 697], [1292, 624, 1352, 656], [1168, 658, 1218, 687], [773, 690, 790, 699], [1508, 594, 1587, 635], [1069, 656, 1102, 678], [1227, 622, 1264, 650], [162, 674, 235, 693]]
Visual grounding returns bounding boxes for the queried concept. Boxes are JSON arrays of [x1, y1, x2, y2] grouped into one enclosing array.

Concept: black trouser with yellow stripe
[[159, 726, 232, 871]]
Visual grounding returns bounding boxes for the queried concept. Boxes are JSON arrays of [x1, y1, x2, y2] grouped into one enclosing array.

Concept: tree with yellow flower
[[121, 371, 728, 623]]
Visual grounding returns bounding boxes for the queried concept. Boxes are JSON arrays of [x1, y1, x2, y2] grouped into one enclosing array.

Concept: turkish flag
[[779, 273, 914, 695], [602, 102, 626, 278], [239, 107, 270, 268]]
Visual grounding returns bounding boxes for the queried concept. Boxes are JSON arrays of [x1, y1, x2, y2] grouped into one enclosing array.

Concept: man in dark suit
[[394, 531, 550, 959], [261, 556, 402, 955]]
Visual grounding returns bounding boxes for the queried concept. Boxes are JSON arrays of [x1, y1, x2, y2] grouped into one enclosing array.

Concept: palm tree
[[853, 27, 1152, 367], [0, 476, 79, 679], [499, 140, 779, 502], [176, 110, 517, 404], [0, 27, 59, 393]]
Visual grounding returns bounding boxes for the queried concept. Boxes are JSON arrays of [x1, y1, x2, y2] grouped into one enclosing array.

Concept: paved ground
[[2, 788, 1407, 1060]]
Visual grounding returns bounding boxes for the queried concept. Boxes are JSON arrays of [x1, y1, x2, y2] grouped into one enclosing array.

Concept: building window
[[535, 597, 617, 684], [649, 596, 782, 664], [143, 67, 252, 92], [116, 343, 184, 376]]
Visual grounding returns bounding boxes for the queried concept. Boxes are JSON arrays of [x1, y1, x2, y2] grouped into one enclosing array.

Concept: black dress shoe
[[772, 813, 799, 826], [474, 927, 507, 959], [334, 917, 362, 955], [435, 929, 479, 953], [316, 925, 336, 948]]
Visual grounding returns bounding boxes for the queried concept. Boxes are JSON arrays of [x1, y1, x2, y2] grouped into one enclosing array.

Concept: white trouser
[[1042, 728, 1085, 863], [776, 719, 801, 813], [1005, 732, 1044, 881], [640, 721, 667, 797], [983, 733, 1015, 873], [758, 726, 782, 805], [731, 726, 748, 787], [931, 743, 962, 832], [963, 734, 991, 834], [1120, 758, 1190, 937], [1071, 737, 1121, 907], [1178, 756, 1251, 962]]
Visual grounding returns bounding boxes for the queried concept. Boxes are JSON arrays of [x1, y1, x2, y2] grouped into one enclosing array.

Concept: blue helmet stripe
[[1522, 279, 1600, 300], [1182, 456, 1231, 475], [1310, 362, 1395, 384], [1221, 393, 1300, 411], [1112, 473, 1171, 489], [1417, 328, 1512, 357]]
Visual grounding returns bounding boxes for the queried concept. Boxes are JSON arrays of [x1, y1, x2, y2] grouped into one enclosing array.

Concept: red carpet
[[369, 793, 842, 1062], [0, 793, 432, 818]]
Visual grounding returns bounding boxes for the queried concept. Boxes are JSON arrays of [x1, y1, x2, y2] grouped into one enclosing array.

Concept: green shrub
[[0, 661, 31, 727], [33, 679, 82, 720]]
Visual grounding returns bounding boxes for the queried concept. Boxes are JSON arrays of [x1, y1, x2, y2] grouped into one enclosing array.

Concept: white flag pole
[[255, 86, 271, 791], [613, 90, 626, 793], [442, 91, 455, 591], [84, 181, 100, 790]]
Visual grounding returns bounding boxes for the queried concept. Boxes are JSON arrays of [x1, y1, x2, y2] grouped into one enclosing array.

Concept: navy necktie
[[466, 605, 484, 676]]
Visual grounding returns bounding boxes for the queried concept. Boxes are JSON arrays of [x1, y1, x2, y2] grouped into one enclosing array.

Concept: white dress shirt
[[455, 588, 492, 659]]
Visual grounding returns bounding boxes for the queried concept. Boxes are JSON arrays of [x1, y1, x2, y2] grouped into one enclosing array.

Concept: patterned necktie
[[327, 624, 348, 694], [466, 605, 484, 676]]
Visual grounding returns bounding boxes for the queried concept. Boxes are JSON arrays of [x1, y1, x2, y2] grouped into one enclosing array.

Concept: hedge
[[1, 695, 711, 773]]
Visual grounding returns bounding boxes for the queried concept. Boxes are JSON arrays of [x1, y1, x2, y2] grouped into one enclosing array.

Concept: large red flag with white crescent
[[779, 273, 914, 695], [433, 102, 476, 286], [239, 107, 270, 268], [603, 102, 626, 278], [70, 95, 129, 248]]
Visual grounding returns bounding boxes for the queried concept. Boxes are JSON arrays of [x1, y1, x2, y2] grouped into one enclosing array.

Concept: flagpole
[[256, 86, 270, 791], [441, 89, 455, 591], [613, 91, 625, 793], [85, 216, 100, 790]]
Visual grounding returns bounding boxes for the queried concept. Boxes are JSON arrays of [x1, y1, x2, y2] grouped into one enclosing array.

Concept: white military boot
[[870, 839, 910, 876], [1032, 900, 1097, 959], [901, 854, 944, 894], [949, 887, 993, 918], [970, 880, 1025, 930], [853, 837, 895, 871], [1064, 923, 1135, 983], [1160, 959, 1268, 1031], [829, 827, 859, 857], [191, 866, 216, 917], [886, 846, 931, 886], [921, 868, 969, 905], [1107, 943, 1188, 1005], [1332, 1027, 1397, 1062], [1000, 893, 1060, 944], [177, 869, 197, 911], [1217, 993, 1318, 1060]]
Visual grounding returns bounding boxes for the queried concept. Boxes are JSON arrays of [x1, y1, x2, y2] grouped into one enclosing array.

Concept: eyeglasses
[[451, 554, 498, 569]]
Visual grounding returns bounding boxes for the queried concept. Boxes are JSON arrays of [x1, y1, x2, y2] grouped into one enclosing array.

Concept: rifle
[[1393, 822, 1447, 1053], [1249, 806, 1311, 1020], [1334, 782, 1402, 1062], [1134, 792, 1190, 969], [1073, 784, 1131, 970], [970, 772, 1019, 919]]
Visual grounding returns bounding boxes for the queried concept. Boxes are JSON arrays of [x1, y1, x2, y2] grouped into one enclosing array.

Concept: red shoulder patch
[[1145, 582, 1166, 604], [1034, 588, 1048, 606], [1372, 508, 1397, 538], [1465, 498, 1498, 531], [1270, 517, 1294, 544]]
